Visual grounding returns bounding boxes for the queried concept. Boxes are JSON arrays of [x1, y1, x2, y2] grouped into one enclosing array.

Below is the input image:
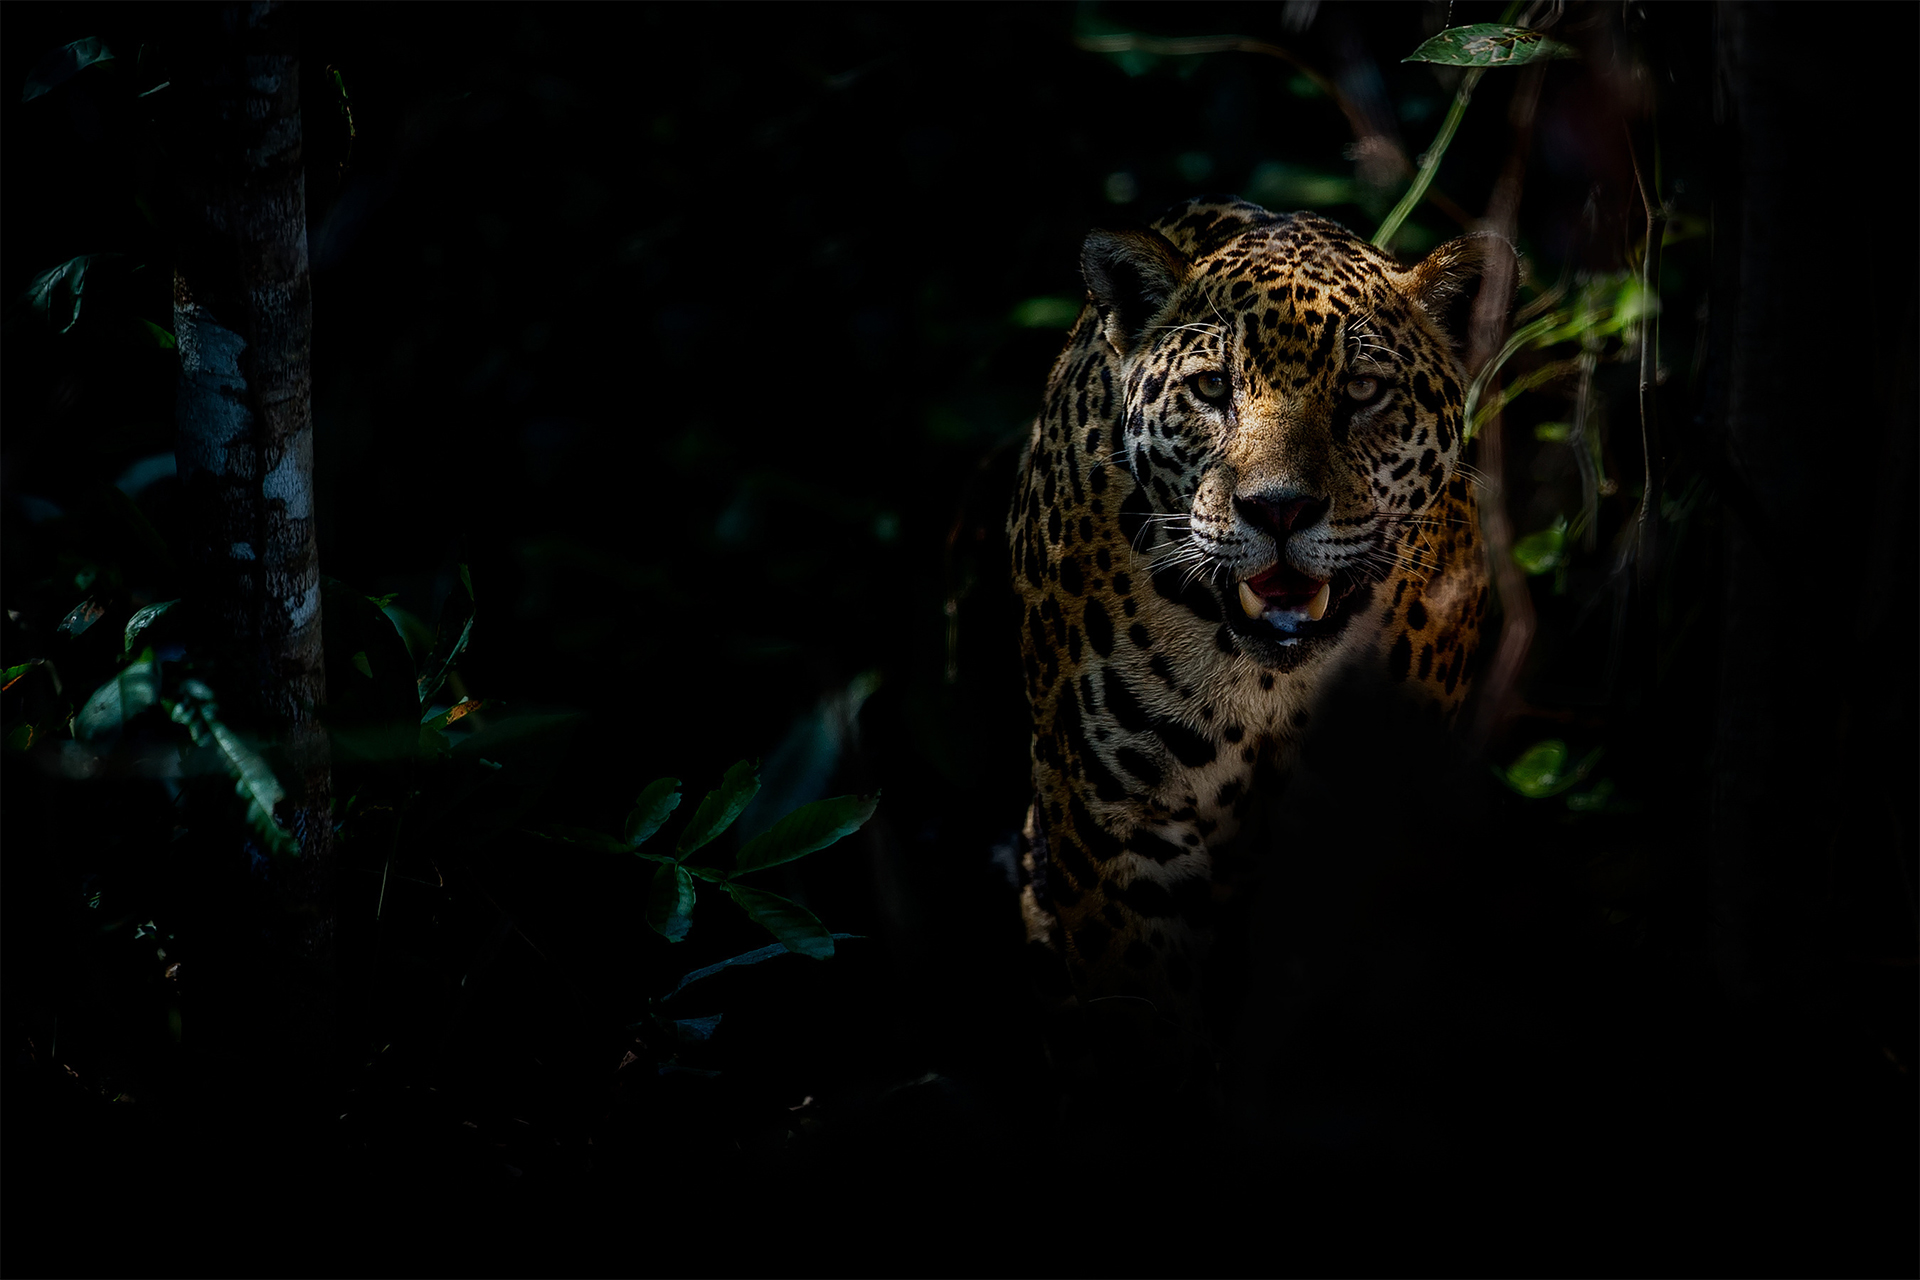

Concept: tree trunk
[[169, 3, 334, 1066]]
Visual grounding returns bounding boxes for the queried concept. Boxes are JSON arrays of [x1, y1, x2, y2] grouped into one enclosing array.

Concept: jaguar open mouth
[[1230, 560, 1357, 646]]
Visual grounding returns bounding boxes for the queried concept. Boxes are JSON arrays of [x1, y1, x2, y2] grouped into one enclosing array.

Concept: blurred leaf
[[1566, 778, 1616, 812], [671, 1014, 722, 1042], [58, 597, 107, 637], [74, 650, 158, 739], [1533, 421, 1571, 443], [1405, 24, 1576, 67], [675, 759, 760, 858], [625, 776, 682, 846], [5, 724, 33, 751], [419, 697, 483, 730], [1, 663, 31, 691], [1499, 739, 1602, 799], [350, 651, 373, 679], [721, 883, 833, 958], [663, 934, 861, 1000], [1512, 519, 1567, 576], [647, 863, 697, 942], [1008, 297, 1080, 330], [136, 318, 176, 349], [22, 254, 119, 333], [22, 38, 116, 103], [736, 792, 879, 873], [1245, 161, 1356, 210], [547, 826, 631, 854], [123, 599, 180, 651]]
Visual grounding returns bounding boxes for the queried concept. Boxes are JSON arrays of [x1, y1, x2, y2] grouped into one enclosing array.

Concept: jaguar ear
[[1401, 232, 1519, 349], [1081, 229, 1190, 356]]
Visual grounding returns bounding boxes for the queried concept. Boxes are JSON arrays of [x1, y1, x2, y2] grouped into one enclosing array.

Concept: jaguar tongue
[[1238, 563, 1333, 622]]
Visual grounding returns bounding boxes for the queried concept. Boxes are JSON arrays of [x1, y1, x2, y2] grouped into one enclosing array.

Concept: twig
[[1374, 67, 1486, 248], [1622, 122, 1663, 594]]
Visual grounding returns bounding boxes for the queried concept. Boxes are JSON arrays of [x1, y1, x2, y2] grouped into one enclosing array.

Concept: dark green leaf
[[671, 1014, 722, 1042], [136, 318, 176, 349], [545, 826, 631, 854], [74, 650, 158, 739], [1008, 297, 1081, 330], [172, 687, 299, 857], [22, 38, 116, 103], [736, 792, 879, 873], [123, 599, 180, 651], [1512, 520, 1567, 576], [722, 883, 834, 958], [414, 577, 475, 705], [0, 663, 32, 690], [647, 864, 697, 942], [675, 759, 760, 857], [664, 933, 862, 999], [1404, 24, 1577, 67], [22, 254, 117, 333], [625, 776, 682, 846]]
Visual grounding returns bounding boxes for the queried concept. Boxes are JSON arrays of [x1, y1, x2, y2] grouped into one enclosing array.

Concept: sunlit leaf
[[735, 792, 879, 873], [74, 650, 158, 739], [1404, 24, 1577, 67], [721, 882, 834, 958], [123, 599, 180, 651], [675, 759, 760, 857], [663, 934, 862, 999], [646, 864, 697, 942], [2, 663, 35, 692], [1499, 740, 1602, 800], [22, 38, 116, 103], [625, 776, 682, 846]]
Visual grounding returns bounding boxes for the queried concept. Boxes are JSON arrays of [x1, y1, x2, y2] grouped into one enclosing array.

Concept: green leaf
[[1512, 519, 1567, 576], [1498, 740, 1602, 800], [721, 883, 834, 958], [22, 38, 116, 103], [736, 792, 879, 874], [74, 650, 159, 739], [22, 254, 118, 333], [1008, 297, 1081, 330], [545, 825, 631, 854], [0, 663, 32, 690], [123, 599, 180, 651], [1404, 24, 1576, 67], [625, 776, 683, 846], [58, 597, 107, 637], [414, 576, 475, 705], [675, 760, 760, 857], [171, 686, 299, 856], [647, 863, 697, 942], [664, 934, 861, 999], [136, 318, 176, 349]]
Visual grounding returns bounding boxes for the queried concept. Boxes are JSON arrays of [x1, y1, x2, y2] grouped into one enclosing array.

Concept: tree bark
[[169, 3, 333, 1063]]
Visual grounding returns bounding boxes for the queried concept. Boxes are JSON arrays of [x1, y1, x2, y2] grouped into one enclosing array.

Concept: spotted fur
[[1008, 199, 1504, 1053]]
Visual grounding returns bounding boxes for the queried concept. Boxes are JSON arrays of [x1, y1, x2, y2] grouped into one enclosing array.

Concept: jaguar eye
[[1192, 371, 1230, 403], [1345, 376, 1382, 403]]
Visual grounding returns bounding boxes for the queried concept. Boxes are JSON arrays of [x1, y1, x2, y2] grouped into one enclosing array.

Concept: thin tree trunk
[[170, 3, 333, 1064]]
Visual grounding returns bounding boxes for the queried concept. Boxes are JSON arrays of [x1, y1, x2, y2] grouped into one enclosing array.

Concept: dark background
[[4, 3, 1914, 1273]]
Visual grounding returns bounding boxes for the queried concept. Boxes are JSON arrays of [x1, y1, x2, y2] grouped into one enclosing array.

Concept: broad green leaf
[[1512, 520, 1567, 576], [2, 663, 35, 690], [646, 864, 697, 942], [1404, 24, 1576, 67], [675, 760, 760, 857], [1008, 297, 1080, 330], [22, 254, 117, 333], [736, 792, 879, 873], [123, 599, 180, 651], [721, 883, 834, 958], [136, 318, 176, 349], [664, 934, 862, 999], [5, 723, 33, 751], [414, 578, 475, 705], [74, 650, 158, 739], [625, 776, 682, 846], [22, 38, 116, 103], [172, 688, 299, 856]]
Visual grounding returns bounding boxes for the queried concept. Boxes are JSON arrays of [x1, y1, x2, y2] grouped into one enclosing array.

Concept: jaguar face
[[1091, 216, 1480, 671]]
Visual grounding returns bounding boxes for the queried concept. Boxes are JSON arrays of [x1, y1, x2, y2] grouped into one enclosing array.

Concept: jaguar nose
[[1234, 491, 1329, 545]]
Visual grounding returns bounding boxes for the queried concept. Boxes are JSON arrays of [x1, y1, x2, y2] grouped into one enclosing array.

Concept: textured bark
[[170, 3, 333, 1059]]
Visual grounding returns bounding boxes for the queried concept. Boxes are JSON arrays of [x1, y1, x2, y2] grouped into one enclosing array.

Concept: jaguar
[[1008, 197, 1506, 1067]]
